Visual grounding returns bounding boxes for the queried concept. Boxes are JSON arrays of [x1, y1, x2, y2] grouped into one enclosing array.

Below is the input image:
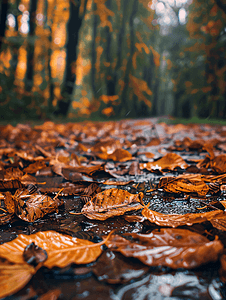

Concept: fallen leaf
[[140, 153, 188, 172], [3, 167, 23, 180], [0, 179, 24, 190], [97, 149, 133, 162], [37, 289, 62, 300], [0, 230, 113, 268], [158, 174, 209, 197], [142, 205, 226, 230], [14, 186, 63, 222], [4, 191, 16, 214], [23, 161, 47, 174], [0, 258, 35, 299], [81, 188, 143, 220], [105, 228, 223, 269]]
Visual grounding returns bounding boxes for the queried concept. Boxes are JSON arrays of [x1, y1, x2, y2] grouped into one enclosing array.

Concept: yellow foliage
[[15, 45, 27, 81], [129, 74, 152, 108], [75, 53, 92, 86], [95, 46, 104, 74], [81, 90, 87, 96], [33, 74, 43, 86], [135, 42, 150, 54], [100, 95, 119, 104], [102, 106, 114, 116], [149, 46, 160, 67], [94, 0, 115, 32]]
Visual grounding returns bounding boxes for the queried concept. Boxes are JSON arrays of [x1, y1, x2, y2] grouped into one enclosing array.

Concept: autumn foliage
[[0, 119, 226, 298], [0, 0, 225, 119]]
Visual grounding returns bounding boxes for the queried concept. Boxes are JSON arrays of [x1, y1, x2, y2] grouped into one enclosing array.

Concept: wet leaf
[[0, 230, 113, 268], [4, 191, 16, 214], [105, 228, 223, 269], [14, 187, 63, 222], [0, 179, 24, 190], [142, 205, 226, 230], [23, 161, 47, 174], [97, 149, 133, 162], [81, 188, 143, 220], [0, 259, 35, 299], [158, 174, 209, 197], [140, 153, 188, 172]]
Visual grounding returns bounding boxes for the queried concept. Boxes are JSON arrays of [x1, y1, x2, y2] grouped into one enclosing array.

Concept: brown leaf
[[158, 174, 209, 197], [0, 258, 35, 299], [14, 187, 63, 222], [140, 153, 188, 172], [0, 196, 14, 225], [97, 149, 133, 162], [37, 289, 62, 300], [3, 167, 23, 180], [0, 179, 24, 190], [0, 230, 113, 268], [81, 188, 143, 220], [3, 191, 16, 214], [142, 205, 226, 230], [105, 229, 223, 269], [23, 161, 47, 174]]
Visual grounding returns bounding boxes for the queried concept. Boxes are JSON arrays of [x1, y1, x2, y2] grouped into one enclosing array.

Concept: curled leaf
[[105, 228, 223, 269], [14, 187, 63, 222], [142, 205, 226, 230], [158, 174, 209, 197], [81, 188, 143, 220]]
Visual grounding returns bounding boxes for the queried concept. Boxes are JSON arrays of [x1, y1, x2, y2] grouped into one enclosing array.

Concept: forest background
[[0, 0, 226, 121]]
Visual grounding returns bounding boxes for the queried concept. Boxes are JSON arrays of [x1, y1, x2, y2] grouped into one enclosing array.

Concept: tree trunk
[[0, 0, 9, 51]]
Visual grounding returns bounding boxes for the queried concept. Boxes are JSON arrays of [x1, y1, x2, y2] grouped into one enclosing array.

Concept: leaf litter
[[0, 119, 226, 299]]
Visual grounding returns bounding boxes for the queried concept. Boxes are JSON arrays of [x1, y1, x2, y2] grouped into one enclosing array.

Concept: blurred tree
[[68, 0, 159, 119], [0, 0, 225, 120], [0, 0, 9, 50]]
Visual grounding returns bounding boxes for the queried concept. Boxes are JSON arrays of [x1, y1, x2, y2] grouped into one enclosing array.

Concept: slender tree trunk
[[0, 0, 9, 51], [25, 0, 38, 92], [56, 0, 85, 116]]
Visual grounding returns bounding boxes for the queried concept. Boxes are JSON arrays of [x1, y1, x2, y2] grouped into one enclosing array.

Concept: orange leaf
[[81, 188, 143, 220], [140, 153, 188, 172], [105, 229, 223, 269], [158, 174, 209, 197], [142, 205, 226, 230], [97, 148, 133, 162], [0, 230, 114, 268], [14, 187, 63, 222], [0, 260, 35, 299]]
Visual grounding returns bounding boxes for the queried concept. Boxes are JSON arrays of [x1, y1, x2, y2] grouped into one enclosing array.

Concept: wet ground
[[1, 118, 226, 299]]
